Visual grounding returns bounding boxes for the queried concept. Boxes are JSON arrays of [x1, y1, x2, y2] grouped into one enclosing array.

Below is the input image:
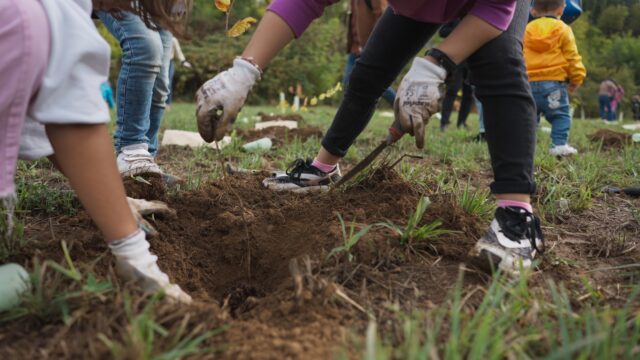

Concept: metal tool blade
[[334, 141, 389, 187]]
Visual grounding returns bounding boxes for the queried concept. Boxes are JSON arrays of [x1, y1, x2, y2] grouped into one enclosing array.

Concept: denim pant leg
[[532, 81, 571, 146], [467, 0, 537, 194], [97, 11, 164, 153], [167, 60, 175, 105], [598, 95, 611, 120], [147, 29, 173, 156], [342, 53, 358, 88]]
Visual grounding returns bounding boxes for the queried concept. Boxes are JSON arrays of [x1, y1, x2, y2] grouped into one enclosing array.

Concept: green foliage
[[327, 213, 374, 262], [377, 197, 453, 247], [456, 182, 495, 221], [596, 5, 629, 35]]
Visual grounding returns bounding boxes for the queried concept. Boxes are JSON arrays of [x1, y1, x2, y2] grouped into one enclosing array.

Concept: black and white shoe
[[262, 159, 342, 193], [470, 206, 544, 275]]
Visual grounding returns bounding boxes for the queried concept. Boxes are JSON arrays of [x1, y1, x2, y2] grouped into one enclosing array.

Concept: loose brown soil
[[588, 129, 632, 149], [2, 168, 639, 358], [236, 126, 323, 145], [122, 173, 166, 200]]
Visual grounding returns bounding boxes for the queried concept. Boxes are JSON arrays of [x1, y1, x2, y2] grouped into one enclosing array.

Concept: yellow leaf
[[227, 17, 258, 38], [310, 97, 318, 106], [215, 0, 231, 12], [319, 94, 326, 100]]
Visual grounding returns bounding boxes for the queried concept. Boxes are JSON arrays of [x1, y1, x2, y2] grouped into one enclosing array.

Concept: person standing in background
[[167, 37, 192, 108], [610, 82, 624, 122], [343, 0, 396, 105], [438, 19, 474, 131], [632, 95, 640, 121], [598, 79, 617, 123]]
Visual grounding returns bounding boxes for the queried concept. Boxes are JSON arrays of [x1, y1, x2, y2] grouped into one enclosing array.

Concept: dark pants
[[633, 101, 640, 121], [598, 95, 613, 121], [322, 0, 536, 194], [440, 66, 473, 128]]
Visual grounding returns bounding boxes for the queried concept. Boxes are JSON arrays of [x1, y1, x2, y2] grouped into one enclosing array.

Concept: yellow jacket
[[524, 17, 586, 85]]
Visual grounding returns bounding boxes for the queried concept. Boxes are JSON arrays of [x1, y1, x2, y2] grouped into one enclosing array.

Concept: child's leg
[[318, 9, 441, 164], [440, 70, 463, 129], [457, 74, 474, 128], [0, 0, 50, 230], [467, 0, 536, 203], [147, 29, 173, 157], [541, 83, 572, 146], [96, 11, 165, 154], [45, 124, 138, 241]]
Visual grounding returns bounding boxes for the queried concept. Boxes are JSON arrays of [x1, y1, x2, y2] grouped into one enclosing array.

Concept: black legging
[[440, 65, 474, 128], [322, 0, 536, 195]]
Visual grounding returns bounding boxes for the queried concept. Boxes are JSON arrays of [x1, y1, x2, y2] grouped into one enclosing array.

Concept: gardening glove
[[127, 197, 176, 238], [181, 60, 192, 69], [109, 229, 192, 304], [394, 57, 447, 149], [196, 58, 261, 143]]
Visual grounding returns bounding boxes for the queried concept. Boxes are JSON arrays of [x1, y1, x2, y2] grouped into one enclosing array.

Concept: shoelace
[[285, 159, 313, 182], [500, 207, 544, 254]]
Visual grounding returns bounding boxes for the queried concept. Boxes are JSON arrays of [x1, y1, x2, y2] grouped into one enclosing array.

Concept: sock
[[497, 200, 533, 213], [311, 158, 337, 173]]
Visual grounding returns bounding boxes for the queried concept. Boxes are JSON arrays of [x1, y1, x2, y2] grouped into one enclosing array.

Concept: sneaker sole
[[262, 178, 330, 193], [470, 243, 531, 276]]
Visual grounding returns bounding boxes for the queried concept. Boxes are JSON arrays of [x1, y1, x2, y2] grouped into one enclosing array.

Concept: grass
[[8, 102, 640, 358]]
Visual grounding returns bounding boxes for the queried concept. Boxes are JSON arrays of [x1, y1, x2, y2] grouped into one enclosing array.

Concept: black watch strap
[[426, 48, 457, 75]]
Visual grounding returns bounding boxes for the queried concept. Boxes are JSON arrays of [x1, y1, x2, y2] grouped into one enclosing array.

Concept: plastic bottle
[[242, 137, 273, 152], [0, 263, 30, 312]]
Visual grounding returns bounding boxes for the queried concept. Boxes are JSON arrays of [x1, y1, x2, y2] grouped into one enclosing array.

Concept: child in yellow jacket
[[525, 0, 586, 156]]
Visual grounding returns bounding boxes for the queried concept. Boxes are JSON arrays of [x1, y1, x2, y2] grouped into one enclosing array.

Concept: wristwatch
[[426, 48, 457, 75]]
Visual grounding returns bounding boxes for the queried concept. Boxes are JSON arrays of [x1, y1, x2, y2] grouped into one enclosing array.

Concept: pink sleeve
[[469, 0, 517, 31], [267, 0, 340, 38]]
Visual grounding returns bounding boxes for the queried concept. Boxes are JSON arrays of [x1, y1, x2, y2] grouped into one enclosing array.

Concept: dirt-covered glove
[[196, 58, 261, 142], [127, 197, 176, 237], [394, 57, 447, 149], [109, 229, 192, 304], [181, 61, 192, 69]]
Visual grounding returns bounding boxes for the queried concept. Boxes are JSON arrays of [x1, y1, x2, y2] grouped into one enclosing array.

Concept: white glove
[[196, 58, 260, 142], [394, 57, 447, 149], [127, 197, 176, 237], [181, 61, 192, 69], [109, 229, 192, 304]]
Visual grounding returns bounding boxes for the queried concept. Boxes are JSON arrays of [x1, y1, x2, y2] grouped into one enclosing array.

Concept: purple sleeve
[[267, 0, 339, 38], [469, 0, 517, 31]]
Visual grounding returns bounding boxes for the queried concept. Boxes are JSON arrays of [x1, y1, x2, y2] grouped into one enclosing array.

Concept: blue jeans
[[475, 96, 485, 133], [97, 12, 173, 156], [531, 81, 572, 146], [599, 95, 613, 121], [167, 60, 175, 105], [343, 53, 396, 106]]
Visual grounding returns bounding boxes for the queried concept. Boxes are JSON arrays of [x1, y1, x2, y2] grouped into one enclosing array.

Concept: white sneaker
[[117, 144, 162, 177], [550, 144, 578, 157], [262, 159, 342, 193], [110, 230, 192, 304], [471, 206, 544, 275]]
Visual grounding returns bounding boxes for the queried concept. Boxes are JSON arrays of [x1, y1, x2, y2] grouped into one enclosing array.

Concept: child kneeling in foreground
[[0, 0, 191, 303]]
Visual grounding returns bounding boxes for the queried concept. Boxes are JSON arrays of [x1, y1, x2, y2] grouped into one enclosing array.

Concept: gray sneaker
[[470, 206, 544, 275], [262, 159, 342, 193], [117, 144, 162, 177]]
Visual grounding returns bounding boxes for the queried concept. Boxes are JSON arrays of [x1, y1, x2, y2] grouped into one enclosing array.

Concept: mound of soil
[[236, 126, 323, 145], [589, 129, 632, 149], [258, 112, 304, 122], [5, 167, 487, 358]]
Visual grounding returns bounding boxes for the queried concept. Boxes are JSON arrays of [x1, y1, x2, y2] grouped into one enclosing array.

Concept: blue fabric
[[531, 81, 572, 146], [599, 95, 614, 121], [343, 53, 396, 106], [100, 82, 115, 109], [97, 11, 173, 156], [167, 60, 176, 105], [476, 96, 485, 133]]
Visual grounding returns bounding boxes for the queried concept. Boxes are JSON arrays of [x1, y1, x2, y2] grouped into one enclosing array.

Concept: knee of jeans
[[122, 35, 164, 71]]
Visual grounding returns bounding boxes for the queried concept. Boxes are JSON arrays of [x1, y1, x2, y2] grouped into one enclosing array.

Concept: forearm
[[433, 14, 503, 64], [241, 11, 295, 69]]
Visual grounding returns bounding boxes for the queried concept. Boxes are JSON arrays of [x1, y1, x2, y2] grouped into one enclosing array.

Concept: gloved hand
[[109, 229, 192, 304], [196, 58, 261, 142], [394, 57, 447, 149], [127, 197, 176, 237], [181, 61, 192, 69]]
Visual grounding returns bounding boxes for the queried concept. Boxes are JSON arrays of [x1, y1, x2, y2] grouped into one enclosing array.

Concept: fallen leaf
[[227, 17, 257, 37]]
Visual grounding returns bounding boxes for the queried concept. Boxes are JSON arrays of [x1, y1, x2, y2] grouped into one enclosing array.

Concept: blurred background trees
[[101, 0, 640, 118]]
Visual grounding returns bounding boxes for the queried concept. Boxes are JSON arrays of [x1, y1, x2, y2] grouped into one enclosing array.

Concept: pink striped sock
[[497, 200, 533, 213], [311, 158, 337, 173]]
